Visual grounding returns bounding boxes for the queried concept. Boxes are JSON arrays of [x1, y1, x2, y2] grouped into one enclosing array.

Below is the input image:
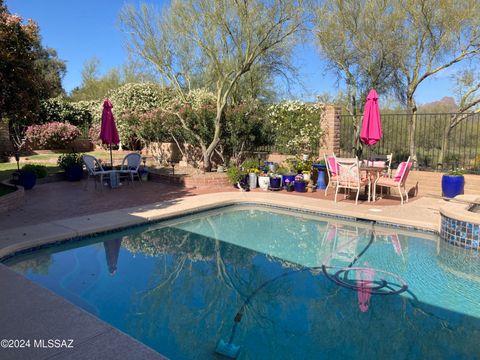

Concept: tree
[[314, 0, 403, 155], [69, 57, 156, 101], [438, 68, 480, 167], [394, 0, 480, 165], [0, 0, 65, 147], [120, 0, 306, 170]]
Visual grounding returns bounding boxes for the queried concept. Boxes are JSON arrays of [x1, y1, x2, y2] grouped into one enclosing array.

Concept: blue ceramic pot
[[294, 181, 306, 192], [312, 164, 327, 190], [65, 164, 83, 182], [282, 175, 296, 187], [269, 177, 282, 190], [19, 171, 36, 190], [442, 175, 464, 198]]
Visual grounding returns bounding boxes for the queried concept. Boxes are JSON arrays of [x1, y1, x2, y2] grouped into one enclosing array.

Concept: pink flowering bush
[[25, 122, 80, 149]]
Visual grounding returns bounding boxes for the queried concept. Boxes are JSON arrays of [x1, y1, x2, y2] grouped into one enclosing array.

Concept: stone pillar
[[319, 105, 341, 159]]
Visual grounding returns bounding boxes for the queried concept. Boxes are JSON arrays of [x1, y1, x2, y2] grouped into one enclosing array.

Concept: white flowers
[[267, 100, 326, 155]]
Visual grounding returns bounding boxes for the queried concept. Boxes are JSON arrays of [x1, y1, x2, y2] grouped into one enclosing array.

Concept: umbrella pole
[[110, 144, 113, 168]]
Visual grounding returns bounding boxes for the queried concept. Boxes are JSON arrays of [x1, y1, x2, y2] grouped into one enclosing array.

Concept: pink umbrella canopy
[[100, 99, 120, 145], [360, 89, 382, 146], [100, 99, 119, 166], [356, 267, 375, 312]]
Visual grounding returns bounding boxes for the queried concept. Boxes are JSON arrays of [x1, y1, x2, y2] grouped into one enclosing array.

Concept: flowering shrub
[[25, 122, 80, 149], [268, 101, 326, 156], [88, 123, 103, 148], [39, 97, 94, 128], [107, 83, 174, 145]]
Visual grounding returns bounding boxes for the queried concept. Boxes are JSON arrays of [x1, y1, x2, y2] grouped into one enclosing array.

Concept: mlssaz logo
[[33, 339, 74, 348]]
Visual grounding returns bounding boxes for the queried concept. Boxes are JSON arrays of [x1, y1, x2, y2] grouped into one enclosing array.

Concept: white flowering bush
[[39, 97, 94, 129], [107, 83, 175, 146], [268, 101, 326, 156]]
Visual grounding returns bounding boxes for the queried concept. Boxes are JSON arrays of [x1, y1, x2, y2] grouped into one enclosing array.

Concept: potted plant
[[442, 168, 465, 198], [13, 169, 37, 190], [269, 173, 282, 190], [227, 166, 243, 188], [57, 153, 84, 182], [285, 178, 294, 192], [294, 174, 307, 192], [312, 159, 327, 190], [247, 168, 259, 189], [258, 170, 270, 191]]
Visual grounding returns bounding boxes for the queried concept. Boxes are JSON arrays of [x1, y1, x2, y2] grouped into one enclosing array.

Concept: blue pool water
[[4, 205, 480, 359]]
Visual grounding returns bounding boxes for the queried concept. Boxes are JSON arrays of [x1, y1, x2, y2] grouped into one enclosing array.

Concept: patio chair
[[369, 153, 393, 177], [324, 153, 339, 196], [118, 153, 142, 184], [82, 154, 113, 189], [373, 157, 412, 204], [335, 157, 370, 205]]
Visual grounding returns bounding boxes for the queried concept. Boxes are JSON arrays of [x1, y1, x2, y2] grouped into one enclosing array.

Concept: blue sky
[[7, 0, 458, 105]]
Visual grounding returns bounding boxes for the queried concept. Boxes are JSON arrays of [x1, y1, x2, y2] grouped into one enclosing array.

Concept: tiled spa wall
[[441, 215, 480, 250]]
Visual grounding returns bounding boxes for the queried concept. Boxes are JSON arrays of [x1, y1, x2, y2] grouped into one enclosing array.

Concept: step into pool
[[4, 205, 480, 359]]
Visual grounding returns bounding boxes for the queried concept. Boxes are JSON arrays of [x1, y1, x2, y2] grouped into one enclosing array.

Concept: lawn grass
[[24, 150, 126, 162], [0, 163, 60, 181]]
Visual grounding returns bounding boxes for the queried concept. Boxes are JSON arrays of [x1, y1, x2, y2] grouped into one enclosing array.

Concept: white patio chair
[[119, 153, 142, 184], [324, 153, 339, 196], [368, 153, 393, 177], [373, 156, 412, 204], [82, 154, 113, 189], [335, 157, 370, 205]]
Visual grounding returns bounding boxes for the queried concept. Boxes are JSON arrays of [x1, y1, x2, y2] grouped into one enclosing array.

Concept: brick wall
[[406, 171, 480, 197], [149, 171, 231, 189], [319, 105, 341, 159], [0, 185, 24, 214]]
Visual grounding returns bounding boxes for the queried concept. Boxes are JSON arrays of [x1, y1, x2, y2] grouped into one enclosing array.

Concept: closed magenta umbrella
[[360, 89, 382, 146], [100, 99, 120, 167]]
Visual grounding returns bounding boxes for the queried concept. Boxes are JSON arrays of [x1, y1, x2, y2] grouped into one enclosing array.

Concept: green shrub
[[241, 158, 261, 171], [226, 166, 245, 185], [21, 164, 48, 178], [57, 153, 83, 170]]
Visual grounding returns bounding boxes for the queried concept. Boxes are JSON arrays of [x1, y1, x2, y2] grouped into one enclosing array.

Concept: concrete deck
[[0, 265, 166, 360], [0, 180, 446, 360]]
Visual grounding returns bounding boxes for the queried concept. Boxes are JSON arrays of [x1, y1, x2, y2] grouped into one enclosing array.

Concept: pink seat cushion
[[393, 161, 412, 182], [376, 177, 399, 187], [327, 157, 339, 176]]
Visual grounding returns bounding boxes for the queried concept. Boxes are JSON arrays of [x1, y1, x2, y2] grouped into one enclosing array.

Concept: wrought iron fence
[[339, 112, 480, 173]]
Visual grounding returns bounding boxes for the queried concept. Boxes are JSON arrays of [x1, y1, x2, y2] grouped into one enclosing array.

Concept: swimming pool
[[4, 205, 480, 359]]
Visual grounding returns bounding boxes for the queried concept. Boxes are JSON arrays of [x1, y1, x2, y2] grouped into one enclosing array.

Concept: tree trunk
[[407, 94, 417, 167], [202, 111, 222, 172], [438, 117, 453, 169]]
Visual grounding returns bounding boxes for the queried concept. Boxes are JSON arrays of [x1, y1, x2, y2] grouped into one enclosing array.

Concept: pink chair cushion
[[376, 177, 399, 187], [327, 157, 339, 176], [393, 161, 412, 182]]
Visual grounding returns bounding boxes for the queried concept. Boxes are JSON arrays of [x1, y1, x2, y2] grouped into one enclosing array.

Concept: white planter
[[303, 173, 311, 182], [258, 176, 270, 191], [248, 173, 258, 189]]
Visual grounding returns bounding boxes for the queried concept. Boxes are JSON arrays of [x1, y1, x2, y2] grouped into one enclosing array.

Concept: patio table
[[360, 165, 388, 201]]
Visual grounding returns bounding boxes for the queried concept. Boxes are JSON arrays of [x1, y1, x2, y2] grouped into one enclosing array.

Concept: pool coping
[[0, 192, 440, 261]]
